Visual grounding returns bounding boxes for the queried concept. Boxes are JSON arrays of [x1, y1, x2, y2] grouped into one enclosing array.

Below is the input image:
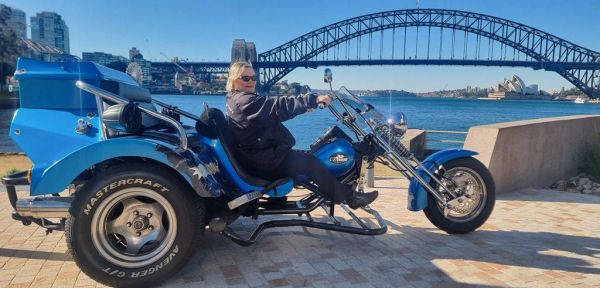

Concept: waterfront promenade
[[0, 178, 598, 287]]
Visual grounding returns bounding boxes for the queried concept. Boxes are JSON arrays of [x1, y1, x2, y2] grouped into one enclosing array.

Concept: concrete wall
[[463, 115, 600, 194], [402, 129, 426, 159]]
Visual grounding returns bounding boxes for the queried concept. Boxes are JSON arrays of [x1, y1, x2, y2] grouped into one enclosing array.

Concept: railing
[[425, 130, 468, 145]]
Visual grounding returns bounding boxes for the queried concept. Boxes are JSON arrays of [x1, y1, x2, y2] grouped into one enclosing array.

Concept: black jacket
[[226, 91, 318, 168]]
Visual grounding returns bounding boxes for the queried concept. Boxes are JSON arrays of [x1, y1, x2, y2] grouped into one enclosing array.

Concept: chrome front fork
[[374, 135, 458, 206]]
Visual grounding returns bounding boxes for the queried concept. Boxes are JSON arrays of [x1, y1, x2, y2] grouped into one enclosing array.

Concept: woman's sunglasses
[[239, 75, 257, 82]]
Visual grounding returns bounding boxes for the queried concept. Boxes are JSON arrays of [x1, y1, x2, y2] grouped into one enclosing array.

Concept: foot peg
[[347, 190, 378, 209]]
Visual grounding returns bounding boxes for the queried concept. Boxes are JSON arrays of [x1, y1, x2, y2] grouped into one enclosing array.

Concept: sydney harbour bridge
[[151, 9, 600, 97]]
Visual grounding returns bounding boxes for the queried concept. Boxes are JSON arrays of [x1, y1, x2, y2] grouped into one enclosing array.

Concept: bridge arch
[[257, 9, 600, 97]]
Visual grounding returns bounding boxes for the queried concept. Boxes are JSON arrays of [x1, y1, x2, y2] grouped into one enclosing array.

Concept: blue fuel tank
[[313, 138, 356, 177]]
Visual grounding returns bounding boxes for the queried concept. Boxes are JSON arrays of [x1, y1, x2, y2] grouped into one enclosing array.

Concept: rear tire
[[65, 163, 204, 287], [423, 157, 495, 234]]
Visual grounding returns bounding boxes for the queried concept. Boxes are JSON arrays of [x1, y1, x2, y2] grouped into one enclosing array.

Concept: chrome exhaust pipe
[[15, 197, 72, 218]]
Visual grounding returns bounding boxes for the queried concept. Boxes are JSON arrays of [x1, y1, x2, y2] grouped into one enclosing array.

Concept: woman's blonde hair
[[226, 61, 253, 92]]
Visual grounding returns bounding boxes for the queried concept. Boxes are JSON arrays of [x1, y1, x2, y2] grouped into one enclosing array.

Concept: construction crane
[[160, 52, 188, 73]]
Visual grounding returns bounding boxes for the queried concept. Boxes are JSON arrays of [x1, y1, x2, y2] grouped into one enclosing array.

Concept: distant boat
[[574, 97, 587, 104]]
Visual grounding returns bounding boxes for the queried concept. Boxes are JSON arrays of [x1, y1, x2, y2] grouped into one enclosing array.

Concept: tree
[[106, 61, 128, 72], [287, 82, 301, 95], [0, 8, 23, 89]]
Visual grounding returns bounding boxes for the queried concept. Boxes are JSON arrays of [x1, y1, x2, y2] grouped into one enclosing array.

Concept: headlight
[[387, 112, 408, 136]]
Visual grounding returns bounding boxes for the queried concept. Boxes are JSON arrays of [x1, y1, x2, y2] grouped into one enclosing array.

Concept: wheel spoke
[[439, 167, 487, 221], [147, 202, 165, 221], [123, 234, 151, 255], [106, 218, 129, 236], [121, 197, 146, 212]]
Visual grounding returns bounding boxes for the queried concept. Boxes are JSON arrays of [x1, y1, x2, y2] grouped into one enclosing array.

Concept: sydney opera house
[[487, 75, 552, 100]]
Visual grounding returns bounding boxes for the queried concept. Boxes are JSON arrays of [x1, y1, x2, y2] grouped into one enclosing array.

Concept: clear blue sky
[[3, 0, 600, 92]]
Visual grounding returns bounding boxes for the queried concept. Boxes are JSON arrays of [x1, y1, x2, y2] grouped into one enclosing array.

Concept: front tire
[[423, 157, 495, 234], [65, 164, 204, 287]]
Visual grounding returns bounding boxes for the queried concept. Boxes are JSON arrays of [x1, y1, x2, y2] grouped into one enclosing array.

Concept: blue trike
[[1, 59, 495, 286]]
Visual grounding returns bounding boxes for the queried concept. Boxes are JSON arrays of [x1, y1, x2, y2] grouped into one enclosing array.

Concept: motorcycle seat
[[196, 107, 285, 188]]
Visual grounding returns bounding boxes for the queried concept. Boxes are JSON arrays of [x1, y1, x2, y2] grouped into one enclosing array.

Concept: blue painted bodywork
[[407, 149, 478, 211], [24, 137, 224, 197], [198, 136, 294, 197], [10, 58, 225, 198], [313, 139, 356, 177]]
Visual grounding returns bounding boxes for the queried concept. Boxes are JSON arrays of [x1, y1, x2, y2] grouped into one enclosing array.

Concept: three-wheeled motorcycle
[[1, 59, 495, 286]]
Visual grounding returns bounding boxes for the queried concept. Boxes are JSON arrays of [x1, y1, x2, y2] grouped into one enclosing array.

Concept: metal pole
[[365, 167, 375, 188]]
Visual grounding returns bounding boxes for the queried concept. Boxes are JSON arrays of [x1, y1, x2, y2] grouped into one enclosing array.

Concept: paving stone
[[0, 182, 599, 287]]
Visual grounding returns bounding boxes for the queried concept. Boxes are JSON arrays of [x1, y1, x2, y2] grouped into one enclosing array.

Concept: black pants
[[253, 150, 353, 203]]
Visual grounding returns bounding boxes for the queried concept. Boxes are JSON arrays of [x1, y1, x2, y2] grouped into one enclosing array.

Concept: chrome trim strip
[[228, 191, 262, 210]]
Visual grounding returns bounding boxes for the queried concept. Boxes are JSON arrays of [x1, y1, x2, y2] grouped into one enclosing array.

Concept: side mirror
[[324, 68, 333, 83], [102, 102, 143, 134], [388, 112, 408, 136]]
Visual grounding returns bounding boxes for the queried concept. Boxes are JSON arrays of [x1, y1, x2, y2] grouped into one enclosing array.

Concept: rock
[[567, 180, 578, 188], [551, 180, 567, 191], [579, 177, 591, 186], [584, 183, 592, 190], [583, 189, 593, 194]]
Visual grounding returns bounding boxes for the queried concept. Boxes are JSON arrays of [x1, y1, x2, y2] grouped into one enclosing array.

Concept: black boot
[[347, 191, 378, 209]]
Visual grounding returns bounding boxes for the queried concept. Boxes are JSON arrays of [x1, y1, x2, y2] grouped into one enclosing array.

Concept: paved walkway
[[0, 179, 599, 287]]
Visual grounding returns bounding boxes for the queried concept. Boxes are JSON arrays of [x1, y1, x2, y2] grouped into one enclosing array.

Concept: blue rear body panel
[[10, 59, 226, 198]]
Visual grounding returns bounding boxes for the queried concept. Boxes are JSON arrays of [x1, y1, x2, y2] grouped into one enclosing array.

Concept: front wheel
[[65, 163, 204, 287], [423, 157, 495, 234]]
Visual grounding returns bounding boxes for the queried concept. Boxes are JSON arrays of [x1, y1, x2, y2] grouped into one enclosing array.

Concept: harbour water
[[2, 95, 600, 152]]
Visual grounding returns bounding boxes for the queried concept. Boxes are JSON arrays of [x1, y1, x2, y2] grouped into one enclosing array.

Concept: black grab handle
[[1, 171, 29, 210]]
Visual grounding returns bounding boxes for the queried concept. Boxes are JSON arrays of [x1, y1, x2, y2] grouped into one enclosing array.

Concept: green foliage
[[2, 167, 18, 176], [106, 61, 128, 72], [581, 149, 600, 181], [555, 87, 585, 98], [0, 12, 24, 83]]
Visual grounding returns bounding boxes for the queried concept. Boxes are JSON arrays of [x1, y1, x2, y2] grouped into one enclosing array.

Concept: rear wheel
[[66, 164, 204, 287], [423, 157, 495, 234]]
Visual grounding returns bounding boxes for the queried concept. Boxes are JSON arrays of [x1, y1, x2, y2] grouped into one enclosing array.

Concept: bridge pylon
[[231, 39, 262, 91]]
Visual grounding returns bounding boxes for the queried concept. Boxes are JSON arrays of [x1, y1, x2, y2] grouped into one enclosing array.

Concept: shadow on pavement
[[498, 188, 600, 204]]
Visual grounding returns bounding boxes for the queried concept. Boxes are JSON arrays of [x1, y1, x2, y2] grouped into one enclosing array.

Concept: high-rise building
[[129, 47, 141, 61], [82, 52, 128, 66], [30, 12, 70, 53], [0, 4, 27, 38]]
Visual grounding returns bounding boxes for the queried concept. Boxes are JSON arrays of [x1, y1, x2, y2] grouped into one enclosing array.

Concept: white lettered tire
[[66, 163, 204, 287]]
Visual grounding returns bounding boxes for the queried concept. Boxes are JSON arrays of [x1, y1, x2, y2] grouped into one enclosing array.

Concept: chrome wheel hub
[[439, 167, 486, 222], [91, 187, 177, 268]]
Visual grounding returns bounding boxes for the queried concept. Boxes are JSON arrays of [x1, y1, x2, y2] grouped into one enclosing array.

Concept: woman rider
[[225, 61, 377, 209]]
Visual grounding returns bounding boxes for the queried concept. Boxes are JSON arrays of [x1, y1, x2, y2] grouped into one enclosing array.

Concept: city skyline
[[2, 0, 599, 92], [30, 11, 70, 53]]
